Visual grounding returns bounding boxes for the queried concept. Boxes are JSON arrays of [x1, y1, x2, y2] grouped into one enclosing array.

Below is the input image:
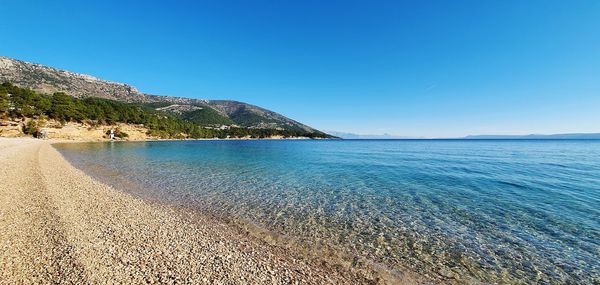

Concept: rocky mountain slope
[[0, 56, 317, 132]]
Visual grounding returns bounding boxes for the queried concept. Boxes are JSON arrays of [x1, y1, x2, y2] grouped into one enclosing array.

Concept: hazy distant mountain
[[326, 131, 600, 140], [462, 133, 600, 139], [325, 131, 415, 139], [0, 56, 319, 133]]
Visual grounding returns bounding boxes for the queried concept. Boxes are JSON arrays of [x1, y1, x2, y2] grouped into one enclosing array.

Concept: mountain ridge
[[325, 131, 600, 140], [324, 131, 418, 139], [461, 133, 600, 140], [0, 56, 318, 133]]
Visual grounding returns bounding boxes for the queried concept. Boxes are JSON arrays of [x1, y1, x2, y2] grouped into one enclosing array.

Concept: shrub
[[114, 128, 129, 138], [23, 120, 40, 137]]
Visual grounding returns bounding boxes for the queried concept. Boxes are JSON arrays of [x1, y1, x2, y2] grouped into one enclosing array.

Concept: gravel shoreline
[[0, 138, 426, 284]]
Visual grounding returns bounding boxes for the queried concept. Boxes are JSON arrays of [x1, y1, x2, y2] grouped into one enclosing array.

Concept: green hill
[[178, 108, 235, 126], [0, 83, 333, 139], [0, 56, 325, 135]]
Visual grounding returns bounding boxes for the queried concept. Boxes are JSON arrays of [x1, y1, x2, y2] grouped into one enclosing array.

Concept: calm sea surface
[[55, 140, 600, 284]]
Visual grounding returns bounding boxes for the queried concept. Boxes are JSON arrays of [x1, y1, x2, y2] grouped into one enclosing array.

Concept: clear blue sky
[[1, 0, 599, 137]]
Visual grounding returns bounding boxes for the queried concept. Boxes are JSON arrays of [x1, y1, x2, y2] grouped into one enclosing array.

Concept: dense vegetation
[[0, 82, 332, 139], [229, 106, 279, 127], [179, 108, 235, 126]]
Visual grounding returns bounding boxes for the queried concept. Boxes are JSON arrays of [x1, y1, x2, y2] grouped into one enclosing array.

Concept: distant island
[[326, 131, 600, 140], [325, 131, 418, 139], [461, 133, 600, 140]]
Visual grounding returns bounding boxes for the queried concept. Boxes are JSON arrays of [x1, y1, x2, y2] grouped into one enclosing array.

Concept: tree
[[0, 90, 8, 114], [50, 92, 78, 121]]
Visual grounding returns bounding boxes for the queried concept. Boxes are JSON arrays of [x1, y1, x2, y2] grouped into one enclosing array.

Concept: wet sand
[[0, 138, 424, 284]]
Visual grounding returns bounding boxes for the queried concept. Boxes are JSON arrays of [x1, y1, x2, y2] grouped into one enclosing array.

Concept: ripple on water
[[55, 140, 600, 284]]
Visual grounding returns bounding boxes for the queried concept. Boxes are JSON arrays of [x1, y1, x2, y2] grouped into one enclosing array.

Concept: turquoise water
[[55, 140, 600, 284]]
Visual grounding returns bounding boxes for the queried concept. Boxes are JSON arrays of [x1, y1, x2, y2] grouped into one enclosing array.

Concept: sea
[[54, 139, 600, 284]]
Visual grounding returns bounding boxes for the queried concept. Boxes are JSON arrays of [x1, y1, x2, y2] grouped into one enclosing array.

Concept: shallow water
[[55, 140, 600, 284]]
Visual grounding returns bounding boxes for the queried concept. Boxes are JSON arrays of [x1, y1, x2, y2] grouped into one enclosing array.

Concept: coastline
[[0, 138, 416, 284], [0, 119, 337, 142]]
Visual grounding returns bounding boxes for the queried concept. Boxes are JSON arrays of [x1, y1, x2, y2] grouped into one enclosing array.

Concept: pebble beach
[[0, 138, 412, 285]]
